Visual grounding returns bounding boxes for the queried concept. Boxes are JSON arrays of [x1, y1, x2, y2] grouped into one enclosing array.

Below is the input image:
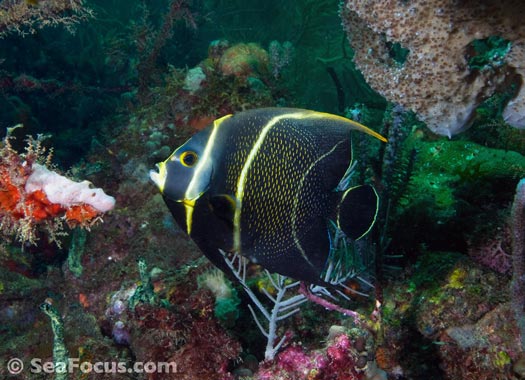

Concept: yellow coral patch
[[446, 267, 467, 289]]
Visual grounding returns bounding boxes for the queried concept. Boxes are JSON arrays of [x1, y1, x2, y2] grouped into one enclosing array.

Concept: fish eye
[[180, 151, 198, 167]]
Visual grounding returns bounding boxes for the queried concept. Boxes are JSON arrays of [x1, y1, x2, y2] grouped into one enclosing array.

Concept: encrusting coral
[[341, 0, 525, 137]]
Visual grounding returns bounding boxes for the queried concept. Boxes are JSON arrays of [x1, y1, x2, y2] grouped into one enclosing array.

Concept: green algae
[[400, 137, 525, 221]]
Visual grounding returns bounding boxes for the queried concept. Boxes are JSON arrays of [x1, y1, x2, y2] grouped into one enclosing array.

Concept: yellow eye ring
[[180, 151, 198, 167]]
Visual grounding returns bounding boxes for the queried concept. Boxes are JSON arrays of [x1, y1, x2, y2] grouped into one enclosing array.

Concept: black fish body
[[150, 108, 385, 284]]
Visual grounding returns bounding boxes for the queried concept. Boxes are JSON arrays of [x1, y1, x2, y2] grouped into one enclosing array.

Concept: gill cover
[[149, 114, 232, 202]]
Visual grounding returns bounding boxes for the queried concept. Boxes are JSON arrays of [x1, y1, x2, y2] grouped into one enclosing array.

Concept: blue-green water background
[[1, 1, 525, 379]]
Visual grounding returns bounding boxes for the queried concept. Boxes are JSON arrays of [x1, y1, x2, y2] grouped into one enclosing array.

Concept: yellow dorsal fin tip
[[307, 110, 388, 143]]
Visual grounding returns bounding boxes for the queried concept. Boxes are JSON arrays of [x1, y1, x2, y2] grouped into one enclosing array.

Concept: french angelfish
[[150, 108, 386, 285]]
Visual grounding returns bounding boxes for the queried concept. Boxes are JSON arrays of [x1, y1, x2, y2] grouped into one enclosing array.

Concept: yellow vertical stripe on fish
[[184, 199, 196, 235], [232, 110, 364, 253], [233, 111, 310, 252], [184, 114, 231, 235], [291, 139, 347, 266], [185, 114, 232, 201]]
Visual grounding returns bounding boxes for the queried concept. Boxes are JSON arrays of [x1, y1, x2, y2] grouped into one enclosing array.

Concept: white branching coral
[[341, 0, 525, 137]]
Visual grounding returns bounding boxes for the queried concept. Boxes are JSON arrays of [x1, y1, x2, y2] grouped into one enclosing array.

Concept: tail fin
[[334, 185, 379, 240]]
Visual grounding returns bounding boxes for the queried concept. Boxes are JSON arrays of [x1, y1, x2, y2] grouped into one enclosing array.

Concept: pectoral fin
[[209, 194, 237, 227]]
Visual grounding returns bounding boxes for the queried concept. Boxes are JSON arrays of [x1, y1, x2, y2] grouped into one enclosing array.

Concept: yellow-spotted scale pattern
[[240, 121, 326, 260], [151, 108, 384, 284]]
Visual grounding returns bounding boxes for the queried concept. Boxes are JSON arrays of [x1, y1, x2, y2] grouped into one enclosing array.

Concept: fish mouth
[[149, 162, 167, 192]]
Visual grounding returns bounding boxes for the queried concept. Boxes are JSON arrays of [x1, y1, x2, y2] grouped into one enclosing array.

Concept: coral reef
[[404, 138, 525, 213], [133, 40, 282, 132], [341, 0, 525, 136], [1, 1, 525, 379], [0, 0, 92, 38], [468, 226, 512, 275], [39, 299, 68, 380], [437, 302, 518, 380], [376, 253, 517, 379], [511, 178, 525, 352], [256, 329, 385, 380], [0, 133, 115, 245], [268, 40, 295, 79], [136, 0, 197, 103], [218, 42, 269, 79], [198, 269, 241, 327], [124, 300, 241, 380]]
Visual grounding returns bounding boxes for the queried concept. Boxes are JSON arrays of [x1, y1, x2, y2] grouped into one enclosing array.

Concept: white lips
[[149, 162, 167, 192]]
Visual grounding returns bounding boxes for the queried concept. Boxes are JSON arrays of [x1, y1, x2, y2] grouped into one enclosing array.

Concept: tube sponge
[[0, 133, 115, 245], [25, 164, 115, 213]]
